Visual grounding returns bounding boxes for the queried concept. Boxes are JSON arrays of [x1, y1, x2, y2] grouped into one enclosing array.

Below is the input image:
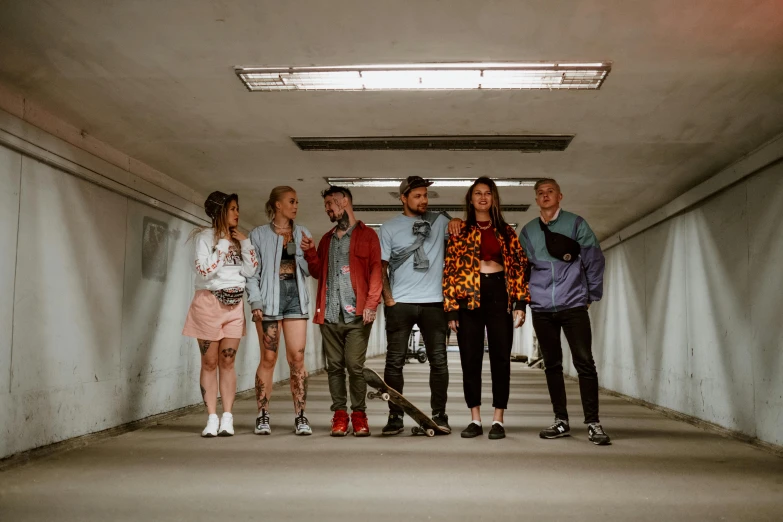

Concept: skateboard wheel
[[411, 427, 419, 435], [381, 392, 390, 401], [425, 429, 435, 437]]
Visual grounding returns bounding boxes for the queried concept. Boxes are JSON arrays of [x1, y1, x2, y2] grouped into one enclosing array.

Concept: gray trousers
[[320, 317, 373, 412]]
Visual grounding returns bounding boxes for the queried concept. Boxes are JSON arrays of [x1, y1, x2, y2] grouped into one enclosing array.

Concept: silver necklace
[[477, 220, 493, 231]]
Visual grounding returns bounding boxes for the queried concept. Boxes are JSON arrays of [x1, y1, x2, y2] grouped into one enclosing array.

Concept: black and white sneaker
[[539, 418, 571, 439], [588, 423, 611, 445], [294, 412, 312, 436], [432, 412, 451, 433], [460, 422, 483, 438], [254, 410, 271, 435]]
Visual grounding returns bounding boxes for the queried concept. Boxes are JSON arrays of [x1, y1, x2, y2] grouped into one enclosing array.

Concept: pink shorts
[[182, 290, 246, 341]]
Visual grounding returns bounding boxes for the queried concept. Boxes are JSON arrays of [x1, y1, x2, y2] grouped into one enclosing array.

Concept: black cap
[[204, 191, 237, 220], [398, 176, 433, 196]]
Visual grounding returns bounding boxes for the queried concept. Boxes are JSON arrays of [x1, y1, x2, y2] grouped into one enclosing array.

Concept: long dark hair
[[464, 177, 511, 242]]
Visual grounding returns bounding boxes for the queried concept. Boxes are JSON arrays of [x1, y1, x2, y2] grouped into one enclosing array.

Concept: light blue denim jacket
[[246, 222, 311, 316]]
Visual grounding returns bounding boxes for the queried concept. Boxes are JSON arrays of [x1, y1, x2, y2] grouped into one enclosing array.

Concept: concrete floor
[[0, 354, 781, 521]]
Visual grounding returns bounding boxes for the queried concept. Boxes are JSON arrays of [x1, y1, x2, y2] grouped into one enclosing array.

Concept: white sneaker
[[218, 412, 234, 436], [254, 410, 271, 435], [201, 414, 219, 437], [294, 412, 312, 436]]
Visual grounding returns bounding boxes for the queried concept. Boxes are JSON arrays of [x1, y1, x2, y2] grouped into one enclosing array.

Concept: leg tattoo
[[255, 373, 269, 411], [198, 339, 213, 356], [262, 321, 280, 353], [200, 385, 207, 407], [290, 365, 308, 414], [221, 347, 237, 359]]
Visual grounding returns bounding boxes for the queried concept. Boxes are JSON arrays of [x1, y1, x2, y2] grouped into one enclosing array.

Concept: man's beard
[[405, 201, 426, 216]]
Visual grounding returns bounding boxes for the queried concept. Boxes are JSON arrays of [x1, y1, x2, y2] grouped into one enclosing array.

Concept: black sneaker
[[381, 413, 404, 435], [432, 412, 451, 433], [588, 424, 611, 445], [460, 422, 483, 438], [488, 422, 506, 440], [539, 418, 571, 439]]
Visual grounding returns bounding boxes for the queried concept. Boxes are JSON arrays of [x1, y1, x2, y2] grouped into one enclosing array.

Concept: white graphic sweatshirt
[[193, 228, 258, 291]]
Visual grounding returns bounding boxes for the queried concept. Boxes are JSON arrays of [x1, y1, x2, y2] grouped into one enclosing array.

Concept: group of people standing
[[182, 176, 611, 446]]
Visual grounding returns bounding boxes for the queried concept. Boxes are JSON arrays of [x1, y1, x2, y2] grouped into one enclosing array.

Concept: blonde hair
[[534, 178, 561, 193], [265, 186, 296, 220]]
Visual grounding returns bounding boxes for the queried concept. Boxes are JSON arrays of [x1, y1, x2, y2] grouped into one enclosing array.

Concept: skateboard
[[362, 367, 450, 437]]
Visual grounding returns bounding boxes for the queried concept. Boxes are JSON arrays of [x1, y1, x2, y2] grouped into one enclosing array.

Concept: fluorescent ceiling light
[[365, 223, 518, 229], [236, 62, 611, 91], [354, 204, 530, 213], [327, 177, 539, 188]]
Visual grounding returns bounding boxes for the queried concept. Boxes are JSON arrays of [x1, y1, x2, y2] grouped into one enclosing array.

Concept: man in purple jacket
[[518, 179, 611, 446]]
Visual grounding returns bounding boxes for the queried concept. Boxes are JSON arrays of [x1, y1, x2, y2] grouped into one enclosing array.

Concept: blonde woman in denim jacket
[[246, 186, 314, 436]]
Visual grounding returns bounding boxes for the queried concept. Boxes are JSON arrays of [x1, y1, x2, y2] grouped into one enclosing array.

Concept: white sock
[[471, 420, 482, 427], [492, 421, 504, 427], [208, 413, 218, 421], [222, 412, 232, 419]]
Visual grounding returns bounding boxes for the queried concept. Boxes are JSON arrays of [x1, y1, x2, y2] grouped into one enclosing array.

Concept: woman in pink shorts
[[183, 191, 259, 437]]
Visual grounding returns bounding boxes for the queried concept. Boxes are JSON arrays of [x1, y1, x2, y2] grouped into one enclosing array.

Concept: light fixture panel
[[236, 62, 610, 91], [327, 177, 540, 188]]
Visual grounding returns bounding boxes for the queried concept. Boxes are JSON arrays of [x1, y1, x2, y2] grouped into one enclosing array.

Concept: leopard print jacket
[[443, 222, 530, 314]]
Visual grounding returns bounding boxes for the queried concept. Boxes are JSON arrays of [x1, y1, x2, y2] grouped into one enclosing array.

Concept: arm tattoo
[[221, 347, 237, 359], [381, 261, 393, 303], [200, 385, 207, 407], [262, 321, 280, 352], [255, 374, 269, 411], [198, 339, 213, 356]]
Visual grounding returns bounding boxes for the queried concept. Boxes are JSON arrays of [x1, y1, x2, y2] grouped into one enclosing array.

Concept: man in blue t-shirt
[[380, 176, 451, 435]]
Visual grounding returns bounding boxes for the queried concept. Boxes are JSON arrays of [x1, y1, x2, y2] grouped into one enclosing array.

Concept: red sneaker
[[351, 411, 371, 437], [331, 410, 349, 437]]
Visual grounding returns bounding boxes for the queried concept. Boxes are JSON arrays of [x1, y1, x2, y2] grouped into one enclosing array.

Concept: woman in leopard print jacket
[[442, 177, 529, 440]]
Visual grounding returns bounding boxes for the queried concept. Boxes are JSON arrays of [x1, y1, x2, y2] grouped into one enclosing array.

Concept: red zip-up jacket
[[303, 221, 383, 325]]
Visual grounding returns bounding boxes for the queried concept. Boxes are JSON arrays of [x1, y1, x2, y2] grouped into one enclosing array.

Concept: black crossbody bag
[[539, 219, 581, 262]]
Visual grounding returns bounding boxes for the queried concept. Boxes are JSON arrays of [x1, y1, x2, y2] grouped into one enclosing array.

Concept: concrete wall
[[578, 157, 783, 447], [0, 141, 386, 459]]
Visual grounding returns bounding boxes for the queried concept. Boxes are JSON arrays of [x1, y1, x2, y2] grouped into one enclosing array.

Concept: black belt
[[279, 273, 295, 280]]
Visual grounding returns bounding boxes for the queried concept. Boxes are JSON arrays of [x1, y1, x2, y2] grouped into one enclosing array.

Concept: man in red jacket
[[301, 186, 383, 437]]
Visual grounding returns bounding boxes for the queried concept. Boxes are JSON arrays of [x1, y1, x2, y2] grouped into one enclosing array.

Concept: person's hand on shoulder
[[447, 218, 463, 237]]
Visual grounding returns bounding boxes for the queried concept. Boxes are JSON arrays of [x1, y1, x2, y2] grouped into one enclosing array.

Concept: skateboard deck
[[362, 367, 450, 437]]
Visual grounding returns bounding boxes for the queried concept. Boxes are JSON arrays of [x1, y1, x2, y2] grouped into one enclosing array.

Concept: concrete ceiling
[[1, 0, 782, 239]]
